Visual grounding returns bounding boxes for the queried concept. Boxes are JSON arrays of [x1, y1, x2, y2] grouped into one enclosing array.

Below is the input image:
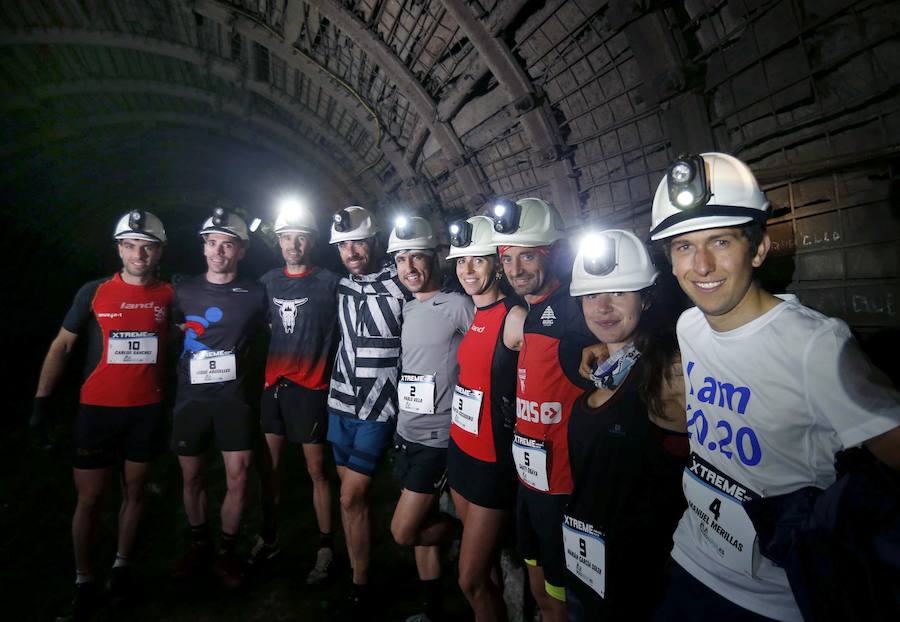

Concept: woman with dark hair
[[563, 229, 689, 621], [445, 215, 527, 622]]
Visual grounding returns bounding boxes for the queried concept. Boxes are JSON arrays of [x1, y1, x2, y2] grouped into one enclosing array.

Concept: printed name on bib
[[107, 331, 158, 364], [398, 374, 436, 414], [563, 514, 606, 598], [512, 433, 550, 492], [683, 452, 760, 577], [189, 349, 237, 384], [451, 385, 483, 435]]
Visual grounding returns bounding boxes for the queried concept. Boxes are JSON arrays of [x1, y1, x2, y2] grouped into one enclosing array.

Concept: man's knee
[[390, 514, 418, 547]]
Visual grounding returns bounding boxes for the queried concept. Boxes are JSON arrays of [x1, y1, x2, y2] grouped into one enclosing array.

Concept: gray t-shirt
[[396, 291, 475, 447]]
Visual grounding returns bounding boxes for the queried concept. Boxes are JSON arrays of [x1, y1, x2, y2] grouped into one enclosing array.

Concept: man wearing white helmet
[[491, 197, 595, 622], [249, 202, 341, 584], [170, 208, 266, 590], [32, 210, 173, 618], [327, 206, 411, 612], [387, 215, 474, 622], [648, 153, 900, 622]]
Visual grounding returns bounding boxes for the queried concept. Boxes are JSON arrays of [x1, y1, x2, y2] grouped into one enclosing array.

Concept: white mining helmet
[[199, 207, 250, 242], [113, 209, 167, 244], [570, 229, 659, 297], [489, 197, 565, 248], [649, 152, 770, 241], [446, 215, 497, 259], [274, 197, 318, 234], [387, 215, 437, 253], [329, 205, 379, 244]]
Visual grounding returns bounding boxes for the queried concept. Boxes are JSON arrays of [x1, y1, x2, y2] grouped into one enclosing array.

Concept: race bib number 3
[[512, 434, 549, 492], [189, 350, 237, 384], [451, 385, 483, 435], [107, 331, 158, 364], [682, 452, 760, 577], [563, 515, 606, 598], [398, 374, 436, 414]]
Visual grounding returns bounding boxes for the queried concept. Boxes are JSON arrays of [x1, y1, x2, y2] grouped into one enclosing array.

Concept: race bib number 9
[[682, 452, 760, 577], [562, 515, 606, 598], [512, 433, 549, 492], [189, 350, 237, 384], [451, 385, 483, 435], [107, 331, 158, 364], [398, 374, 436, 414]]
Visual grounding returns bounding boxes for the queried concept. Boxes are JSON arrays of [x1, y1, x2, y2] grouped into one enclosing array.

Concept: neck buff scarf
[[590, 341, 641, 390]]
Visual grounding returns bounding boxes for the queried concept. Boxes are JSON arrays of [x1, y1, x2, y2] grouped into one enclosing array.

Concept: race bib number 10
[[189, 350, 237, 384], [682, 452, 760, 577], [107, 331, 158, 364]]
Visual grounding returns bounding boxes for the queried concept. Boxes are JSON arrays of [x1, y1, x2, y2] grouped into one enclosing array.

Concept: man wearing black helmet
[[169, 208, 266, 590], [33, 210, 173, 619]]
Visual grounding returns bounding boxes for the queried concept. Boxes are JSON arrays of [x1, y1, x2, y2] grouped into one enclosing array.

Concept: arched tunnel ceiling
[[2, 0, 900, 332]]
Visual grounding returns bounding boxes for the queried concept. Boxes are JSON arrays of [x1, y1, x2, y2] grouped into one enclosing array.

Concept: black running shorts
[[260, 381, 328, 444], [516, 484, 569, 595], [74, 403, 166, 469], [393, 435, 448, 495], [172, 398, 254, 455], [447, 437, 517, 510]]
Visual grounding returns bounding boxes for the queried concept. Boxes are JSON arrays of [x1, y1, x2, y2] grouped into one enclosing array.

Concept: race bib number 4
[[189, 350, 237, 384], [451, 385, 483, 435], [398, 374, 436, 414], [512, 433, 549, 492], [682, 452, 760, 577], [563, 515, 606, 598], [107, 331, 158, 364]]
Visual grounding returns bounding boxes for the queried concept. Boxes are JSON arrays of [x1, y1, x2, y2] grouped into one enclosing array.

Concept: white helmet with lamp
[[446, 216, 497, 259], [386, 215, 437, 253], [329, 205, 379, 244], [199, 207, 250, 242], [489, 197, 565, 248], [570, 229, 659, 297], [649, 152, 770, 241], [274, 197, 318, 234], [113, 210, 167, 244]]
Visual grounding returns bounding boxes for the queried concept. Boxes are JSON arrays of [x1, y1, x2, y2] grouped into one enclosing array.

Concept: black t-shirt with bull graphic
[[260, 266, 341, 391]]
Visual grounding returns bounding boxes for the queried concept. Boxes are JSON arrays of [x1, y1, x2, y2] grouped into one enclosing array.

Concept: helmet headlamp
[[666, 155, 710, 211], [490, 198, 521, 234], [332, 209, 351, 232], [448, 220, 473, 248], [212, 207, 228, 227], [128, 209, 145, 231], [394, 215, 414, 240], [581, 234, 617, 277]]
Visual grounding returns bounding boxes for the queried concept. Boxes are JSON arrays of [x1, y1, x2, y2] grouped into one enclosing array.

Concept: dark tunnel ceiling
[[1, 0, 900, 334]]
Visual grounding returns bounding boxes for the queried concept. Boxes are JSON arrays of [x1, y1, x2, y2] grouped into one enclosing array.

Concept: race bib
[[451, 385, 483, 435], [562, 515, 606, 598], [398, 374, 436, 414], [189, 350, 237, 384], [682, 452, 760, 576], [512, 433, 549, 492], [107, 331, 158, 364]]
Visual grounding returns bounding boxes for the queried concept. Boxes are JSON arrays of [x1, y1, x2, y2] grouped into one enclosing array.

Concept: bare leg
[[303, 443, 332, 535], [221, 450, 252, 534], [258, 433, 285, 537], [338, 468, 374, 584], [72, 468, 112, 577], [526, 564, 567, 622], [178, 455, 207, 526], [116, 461, 151, 559]]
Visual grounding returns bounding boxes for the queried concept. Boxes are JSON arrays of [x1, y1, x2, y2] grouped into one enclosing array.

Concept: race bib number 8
[[189, 350, 237, 384], [107, 331, 158, 364], [563, 515, 606, 598], [398, 374, 436, 414], [682, 452, 760, 577], [451, 385, 483, 435], [512, 434, 549, 492]]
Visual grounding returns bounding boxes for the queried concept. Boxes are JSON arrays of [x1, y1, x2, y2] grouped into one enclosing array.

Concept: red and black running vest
[[514, 283, 595, 495], [451, 297, 520, 463], [62, 272, 174, 407]]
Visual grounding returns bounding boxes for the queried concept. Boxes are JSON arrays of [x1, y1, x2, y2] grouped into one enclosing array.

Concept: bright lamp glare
[[449, 223, 460, 235], [671, 162, 692, 184], [676, 190, 695, 206], [277, 196, 305, 219], [493, 203, 506, 217], [580, 233, 607, 259], [249, 218, 262, 232], [395, 215, 409, 229]]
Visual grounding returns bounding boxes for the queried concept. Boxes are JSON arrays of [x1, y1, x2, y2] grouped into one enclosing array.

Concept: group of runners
[[33, 151, 900, 622]]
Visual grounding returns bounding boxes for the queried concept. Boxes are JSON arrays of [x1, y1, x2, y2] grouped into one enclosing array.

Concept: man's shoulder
[[259, 267, 281, 285]]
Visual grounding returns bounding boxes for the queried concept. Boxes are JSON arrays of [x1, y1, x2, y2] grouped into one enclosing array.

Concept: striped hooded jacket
[[328, 262, 411, 422]]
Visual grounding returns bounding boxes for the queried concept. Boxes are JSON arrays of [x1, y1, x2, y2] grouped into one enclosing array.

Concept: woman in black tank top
[[565, 230, 688, 621]]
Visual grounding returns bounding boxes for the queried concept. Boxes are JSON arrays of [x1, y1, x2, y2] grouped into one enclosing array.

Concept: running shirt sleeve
[[804, 320, 900, 448], [61, 279, 103, 334]]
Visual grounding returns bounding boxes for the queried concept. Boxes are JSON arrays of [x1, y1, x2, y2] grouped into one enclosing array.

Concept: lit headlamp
[[212, 206, 228, 227], [666, 154, 710, 211], [332, 208, 352, 232], [394, 215, 414, 240], [490, 199, 521, 234], [582, 234, 617, 276], [448, 220, 472, 248], [128, 209, 145, 231]]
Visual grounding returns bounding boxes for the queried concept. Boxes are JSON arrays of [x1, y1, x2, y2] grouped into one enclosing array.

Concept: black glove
[[30, 396, 52, 446]]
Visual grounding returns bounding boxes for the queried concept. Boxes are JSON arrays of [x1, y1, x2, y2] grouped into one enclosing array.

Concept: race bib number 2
[[512, 434, 549, 492], [189, 350, 237, 384], [398, 374, 436, 414], [562, 515, 605, 598], [107, 331, 158, 364], [682, 452, 760, 577]]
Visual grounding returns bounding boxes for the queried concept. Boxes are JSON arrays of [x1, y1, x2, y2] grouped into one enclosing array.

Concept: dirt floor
[[1, 409, 519, 622]]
